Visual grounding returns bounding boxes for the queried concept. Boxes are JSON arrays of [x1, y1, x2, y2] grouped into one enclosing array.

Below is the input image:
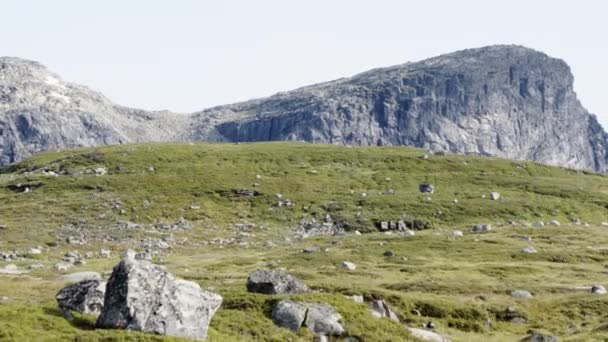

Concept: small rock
[[490, 192, 501, 200], [99, 249, 111, 258], [383, 250, 394, 257], [347, 295, 364, 303], [452, 230, 463, 237], [522, 332, 559, 342], [535, 221, 545, 228], [472, 224, 492, 233], [28, 247, 42, 255], [407, 327, 451, 342], [522, 246, 538, 254], [341, 261, 357, 271], [549, 220, 561, 226], [54, 262, 73, 271], [591, 285, 606, 295], [354, 230, 362, 236], [247, 270, 309, 294], [404, 229, 416, 236], [510, 289, 533, 299], [368, 299, 399, 322], [303, 247, 320, 254], [419, 183, 435, 194]]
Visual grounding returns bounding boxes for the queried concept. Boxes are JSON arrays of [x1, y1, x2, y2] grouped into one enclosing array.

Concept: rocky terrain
[[2, 45, 608, 171], [1, 142, 608, 341]]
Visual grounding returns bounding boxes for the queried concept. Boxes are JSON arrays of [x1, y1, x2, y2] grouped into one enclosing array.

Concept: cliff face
[[205, 46, 608, 171], [1, 45, 607, 171], [0, 57, 187, 165]]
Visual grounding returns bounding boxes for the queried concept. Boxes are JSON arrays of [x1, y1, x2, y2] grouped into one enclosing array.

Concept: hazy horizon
[[2, 0, 607, 127]]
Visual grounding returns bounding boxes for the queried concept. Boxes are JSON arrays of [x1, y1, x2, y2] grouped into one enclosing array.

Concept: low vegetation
[[1, 142, 608, 341]]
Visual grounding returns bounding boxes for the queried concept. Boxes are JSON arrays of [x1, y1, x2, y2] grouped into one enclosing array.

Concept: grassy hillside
[[1, 142, 608, 341]]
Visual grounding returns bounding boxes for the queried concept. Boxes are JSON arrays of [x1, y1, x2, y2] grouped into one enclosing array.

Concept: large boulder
[[305, 303, 345, 335], [271, 300, 344, 337], [271, 300, 308, 332], [56, 279, 106, 319], [246, 270, 309, 294], [96, 251, 222, 341]]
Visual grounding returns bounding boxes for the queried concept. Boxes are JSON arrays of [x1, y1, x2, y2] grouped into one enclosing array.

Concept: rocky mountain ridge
[[1, 45, 607, 171]]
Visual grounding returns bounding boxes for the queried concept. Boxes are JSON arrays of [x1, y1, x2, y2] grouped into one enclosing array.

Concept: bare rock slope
[[2, 45, 607, 171]]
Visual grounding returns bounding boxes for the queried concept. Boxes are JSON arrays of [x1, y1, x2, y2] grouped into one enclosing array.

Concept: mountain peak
[[1, 47, 606, 172]]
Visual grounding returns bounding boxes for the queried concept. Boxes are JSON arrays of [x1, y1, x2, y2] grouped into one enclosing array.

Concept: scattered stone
[[419, 183, 435, 194], [54, 262, 73, 271], [246, 270, 309, 294], [535, 221, 545, 228], [407, 327, 451, 342], [404, 229, 416, 236], [425, 321, 437, 330], [472, 224, 492, 233], [303, 247, 320, 254], [522, 246, 538, 254], [354, 230, 362, 236], [56, 279, 106, 319], [383, 250, 394, 257], [521, 332, 559, 342], [28, 247, 42, 255], [96, 251, 222, 340], [502, 306, 527, 324], [591, 285, 606, 295], [347, 295, 364, 303], [94, 167, 108, 175], [549, 220, 561, 226], [341, 261, 357, 271], [490, 192, 501, 200], [29, 262, 44, 270], [453, 199, 458, 204], [510, 290, 533, 299], [100, 249, 111, 258], [368, 299, 399, 322], [0, 264, 28, 275], [601, 222, 608, 227]]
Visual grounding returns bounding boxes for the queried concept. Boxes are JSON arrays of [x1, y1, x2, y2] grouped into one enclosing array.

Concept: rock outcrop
[[96, 251, 222, 340], [56, 279, 106, 319], [3, 45, 608, 172]]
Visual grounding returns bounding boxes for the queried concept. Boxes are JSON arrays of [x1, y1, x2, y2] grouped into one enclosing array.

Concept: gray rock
[[305, 303, 345, 335], [56, 279, 106, 319], [368, 299, 400, 322], [521, 332, 559, 342], [522, 246, 538, 254], [490, 192, 501, 200], [3, 46, 608, 174], [419, 183, 435, 194], [472, 224, 492, 233], [407, 328, 451, 342], [246, 270, 309, 294], [271, 300, 308, 332], [511, 289, 533, 299], [54, 261, 73, 271], [591, 285, 606, 295], [96, 252, 222, 340], [0, 264, 27, 275], [271, 300, 344, 337], [341, 261, 357, 271]]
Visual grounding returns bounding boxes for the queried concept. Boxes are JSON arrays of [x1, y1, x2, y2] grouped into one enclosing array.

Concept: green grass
[[1, 142, 608, 341]]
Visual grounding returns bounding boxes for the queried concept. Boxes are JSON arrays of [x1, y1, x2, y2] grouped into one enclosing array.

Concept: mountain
[[1, 45, 607, 171]]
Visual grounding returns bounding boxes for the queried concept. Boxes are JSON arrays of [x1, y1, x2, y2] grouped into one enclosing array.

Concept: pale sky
[[2, 1, 607, 126]]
